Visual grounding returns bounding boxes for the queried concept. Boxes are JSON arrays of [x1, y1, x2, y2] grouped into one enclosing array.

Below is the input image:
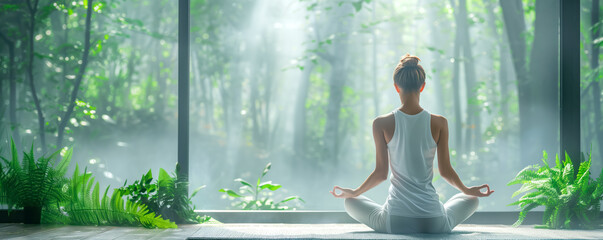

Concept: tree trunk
[[451, 0, 464, 157], [191, 49, 205, 131], [293, 59, 314, 164], [319, 4, 352, 167], [426, 0, 446, 116], [26, 0, 46, 153], [0, 31, 20, 148], [500, 0, 532, 165], [529, 0, 559, 159], [56, 0, 94, 150], [485, 0, 511, 166], [249, 59, 260, 146], [590, 0, 603, 159], [50, 8, 68, 107], [457, 0, 482, 153], [123, 48, 136, 117], [371, 0, 379, 116], [153, 4, 165, 118], [0, 49, 3, 120], [324, 62, 347, 165], [263, 34, 275, 150]]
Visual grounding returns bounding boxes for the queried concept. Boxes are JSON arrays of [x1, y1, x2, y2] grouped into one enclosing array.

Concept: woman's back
[[384, 108, 444, 218], [333, 53, 491, 234]]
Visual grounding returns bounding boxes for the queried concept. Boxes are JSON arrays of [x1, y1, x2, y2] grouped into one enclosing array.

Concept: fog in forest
[[1, 0, 601, 212]]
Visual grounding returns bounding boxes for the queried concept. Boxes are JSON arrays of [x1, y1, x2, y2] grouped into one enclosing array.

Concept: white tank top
[[383, 108, 445, 218]]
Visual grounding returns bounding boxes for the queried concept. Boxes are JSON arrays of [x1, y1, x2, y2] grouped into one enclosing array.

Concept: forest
[[0, 0, 601, 212]]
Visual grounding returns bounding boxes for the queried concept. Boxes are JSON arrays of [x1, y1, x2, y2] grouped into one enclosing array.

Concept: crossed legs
[[343, 193, 479, 234]]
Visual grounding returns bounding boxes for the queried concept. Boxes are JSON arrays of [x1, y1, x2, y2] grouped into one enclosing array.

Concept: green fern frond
[[512, 202, 539, 227], [50, 165, 177, 228]]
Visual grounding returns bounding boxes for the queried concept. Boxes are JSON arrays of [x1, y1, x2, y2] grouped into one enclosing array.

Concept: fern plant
[[219, 162, 304, 210], [0, 139, 71, 224], [508, 151, 603, 229], [118, 164, 210, 224], [43, 164, 177, 228]]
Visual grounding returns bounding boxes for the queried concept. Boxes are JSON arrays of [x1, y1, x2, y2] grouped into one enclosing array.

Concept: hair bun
[[400, 53, 421, 68]]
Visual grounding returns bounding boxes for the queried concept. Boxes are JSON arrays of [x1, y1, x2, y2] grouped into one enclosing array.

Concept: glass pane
[[0, 0, 178, 199], [581, 0, 602, 181], [189, 0, 563, 211]]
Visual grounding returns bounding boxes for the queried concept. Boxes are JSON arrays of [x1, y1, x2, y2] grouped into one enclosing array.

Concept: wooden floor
[[2, 223, 603, 239]]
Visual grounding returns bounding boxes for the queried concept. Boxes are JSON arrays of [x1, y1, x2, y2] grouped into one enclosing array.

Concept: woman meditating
[[330, 54, 494, 234]]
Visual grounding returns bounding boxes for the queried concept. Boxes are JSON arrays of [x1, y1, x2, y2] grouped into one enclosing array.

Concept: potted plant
[[508, 150, 603, 229], [0, 139, 71, 224]]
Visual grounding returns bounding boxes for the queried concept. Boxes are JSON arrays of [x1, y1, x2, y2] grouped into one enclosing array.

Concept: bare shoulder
[[373, 112, 395, 129], [431, 114, 448, 128]]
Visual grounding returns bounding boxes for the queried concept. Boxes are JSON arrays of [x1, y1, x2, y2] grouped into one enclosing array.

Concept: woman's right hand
[[330, 186, 358, 198], [463, 184, 494, 197]]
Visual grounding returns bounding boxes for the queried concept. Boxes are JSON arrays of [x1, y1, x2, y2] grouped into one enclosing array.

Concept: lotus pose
[[330, 54, 494, 234]]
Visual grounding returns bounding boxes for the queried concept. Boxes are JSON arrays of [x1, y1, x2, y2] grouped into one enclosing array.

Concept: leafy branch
[[220, 163, 304, 210]]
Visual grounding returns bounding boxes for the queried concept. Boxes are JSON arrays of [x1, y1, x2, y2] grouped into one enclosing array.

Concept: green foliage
[[0, 139, 70, 210], [118, 164, 210, 224], [508, 150, 603, 229], [43, 165, 177, 229], [219, 163, 304, 210]]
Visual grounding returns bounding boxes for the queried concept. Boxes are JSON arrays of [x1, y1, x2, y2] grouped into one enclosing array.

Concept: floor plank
[[2, 223, 603, 239]]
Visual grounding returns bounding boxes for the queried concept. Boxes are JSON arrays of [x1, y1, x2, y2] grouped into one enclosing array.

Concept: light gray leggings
[[344, 193, 479, 234]]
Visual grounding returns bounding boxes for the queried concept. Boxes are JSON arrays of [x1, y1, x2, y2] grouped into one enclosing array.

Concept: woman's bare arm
[[435, 116, 494, 197], [331, 117, 390, 198]]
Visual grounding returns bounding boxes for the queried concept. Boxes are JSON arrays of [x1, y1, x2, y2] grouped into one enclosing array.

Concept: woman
[[330, 54, 494, 234]]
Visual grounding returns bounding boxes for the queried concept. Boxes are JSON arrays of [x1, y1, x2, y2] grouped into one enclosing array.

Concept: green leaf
[[259, 181, 282, 191], [512, 202, 539, 227], [190, 185, 205, 198], [219, 189, 243, 198], [541, 150, 549, 168], [261, 163, 272, 178], [277, 196, 304, 205], [508, 165, 540, 186], [352, 1, 363, 12], [235, 178, 253, 189]]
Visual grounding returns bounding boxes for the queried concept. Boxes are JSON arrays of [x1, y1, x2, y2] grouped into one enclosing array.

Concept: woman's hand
[[463, 184, 494, 197], [330, 186, 357, 198]]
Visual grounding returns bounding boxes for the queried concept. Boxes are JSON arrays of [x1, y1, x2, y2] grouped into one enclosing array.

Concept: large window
[[0, 0, 596, 212], [186, 0, 572, 211]]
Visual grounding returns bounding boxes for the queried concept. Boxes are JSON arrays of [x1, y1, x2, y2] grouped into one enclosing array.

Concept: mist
[[0, 0, 600, 212]]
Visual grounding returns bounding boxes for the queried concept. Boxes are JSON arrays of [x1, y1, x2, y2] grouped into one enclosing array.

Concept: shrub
[[219, 162, 304, 210], [118, 164, 210, 224]]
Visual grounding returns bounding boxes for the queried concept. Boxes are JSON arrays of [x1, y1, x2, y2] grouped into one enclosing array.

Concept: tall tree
[[500, 0, 559, 165], [0, 46, 3, 120], [449, 0, 465, 156], [485, 0, 512, 166], [457, 0, 482, 153], [590, 0, 603, 159], [371, 0, 379, 117], [152, 2, 165, 117], [529, 0, 559, 158], [293, 60, 313, 161], [314, 2, 354, 167], [451, 13, 464, 157], [0, 30, 20, 147], [426, 0, 447, 116], [56, 0, 94, 149], [25, 0, 47, 152]]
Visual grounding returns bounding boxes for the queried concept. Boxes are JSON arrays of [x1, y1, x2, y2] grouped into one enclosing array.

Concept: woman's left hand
[[330, 186, 357, 198]]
